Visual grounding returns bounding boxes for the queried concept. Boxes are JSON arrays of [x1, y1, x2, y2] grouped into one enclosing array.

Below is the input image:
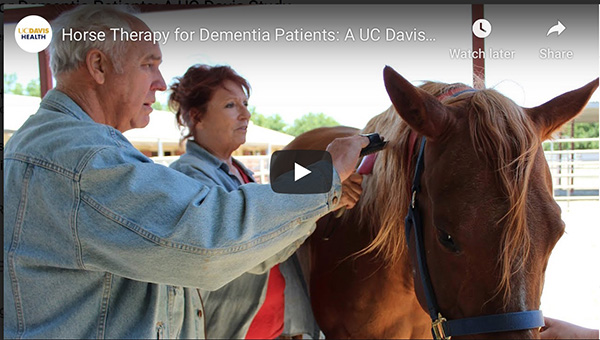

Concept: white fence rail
[[152, 137, 600, 201], [543, 137, 599, 201]]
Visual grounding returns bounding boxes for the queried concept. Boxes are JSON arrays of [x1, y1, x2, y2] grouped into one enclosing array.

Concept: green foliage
[[543, 122, 599, 150], [163, 103, 339, 137], [4, 73, 40, 97], [250, 109, 339, 136], [25, 79, 41, 97], [250, 107, 287, 133], [285, 112, 339, 137], [4, 73, 17, 92], [151, 101, 166, 111], [13, 83, 25, 95]]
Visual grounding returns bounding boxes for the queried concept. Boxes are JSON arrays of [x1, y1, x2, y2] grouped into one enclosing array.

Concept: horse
[[286, 66, 598, 339]]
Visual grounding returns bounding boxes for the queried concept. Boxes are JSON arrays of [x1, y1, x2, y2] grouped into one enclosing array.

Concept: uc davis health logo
[[15, 15, 53, 53]]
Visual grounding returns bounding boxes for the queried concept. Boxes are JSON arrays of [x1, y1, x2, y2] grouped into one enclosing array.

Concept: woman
[[168, 64, 362, 339]]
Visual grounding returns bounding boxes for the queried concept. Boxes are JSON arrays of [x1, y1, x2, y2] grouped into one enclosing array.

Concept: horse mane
[[353, 80, 539, 303]]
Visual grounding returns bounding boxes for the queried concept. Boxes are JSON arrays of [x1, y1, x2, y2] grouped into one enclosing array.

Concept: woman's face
[[193, 80, 251, 158]]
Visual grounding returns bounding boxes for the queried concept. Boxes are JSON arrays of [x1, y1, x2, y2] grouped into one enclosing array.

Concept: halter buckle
[[411, 190, 417, 209], [432, 313, 450, 340]]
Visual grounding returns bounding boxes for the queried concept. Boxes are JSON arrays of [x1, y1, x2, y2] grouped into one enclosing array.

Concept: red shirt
[[233, 162, 286, 339], [245, 265, 286, 339]]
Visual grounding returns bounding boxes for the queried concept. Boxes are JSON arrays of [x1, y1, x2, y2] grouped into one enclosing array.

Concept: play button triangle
[[294, 163, 311, 182]]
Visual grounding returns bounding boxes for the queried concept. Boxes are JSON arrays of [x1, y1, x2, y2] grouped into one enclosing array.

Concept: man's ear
[[86, 49, 108, 85]]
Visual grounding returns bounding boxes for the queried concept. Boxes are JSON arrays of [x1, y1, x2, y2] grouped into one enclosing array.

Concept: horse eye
[[437, 229, 459, 253]]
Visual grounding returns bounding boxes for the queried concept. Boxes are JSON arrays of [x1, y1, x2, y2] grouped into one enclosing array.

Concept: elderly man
[[3, 6, 367, 339]]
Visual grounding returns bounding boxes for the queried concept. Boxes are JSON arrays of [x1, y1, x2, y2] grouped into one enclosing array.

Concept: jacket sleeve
[[245, 231, 312, 275], [76, 146, 342, 291], [170, 156, 318, 276]]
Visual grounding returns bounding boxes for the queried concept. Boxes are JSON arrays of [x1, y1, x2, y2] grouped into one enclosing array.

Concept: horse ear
[[525, 78, 598, 140], [383, 66, 450, 140]]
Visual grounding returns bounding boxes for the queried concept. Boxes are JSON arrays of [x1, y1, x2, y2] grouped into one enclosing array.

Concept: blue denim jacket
[[170, 141, 321, 339], [3, 90, 341, 339]]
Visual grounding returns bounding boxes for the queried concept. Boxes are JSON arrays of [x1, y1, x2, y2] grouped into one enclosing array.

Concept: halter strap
[[436, 86, 475, 102], [445, 310, 544, 337]]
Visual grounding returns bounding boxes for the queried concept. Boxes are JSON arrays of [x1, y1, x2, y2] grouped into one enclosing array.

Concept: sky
[[4, 4, 599, 129]]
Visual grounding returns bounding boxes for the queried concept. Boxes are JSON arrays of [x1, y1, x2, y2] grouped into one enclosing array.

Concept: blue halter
[[404, 137, 544, 339]]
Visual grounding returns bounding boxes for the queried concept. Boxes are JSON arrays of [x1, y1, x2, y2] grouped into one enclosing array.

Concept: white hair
[[49, 5, 140, 75]]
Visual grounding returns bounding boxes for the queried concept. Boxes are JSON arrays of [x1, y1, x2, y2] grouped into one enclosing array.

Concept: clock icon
[[472, 19, 492, 38]]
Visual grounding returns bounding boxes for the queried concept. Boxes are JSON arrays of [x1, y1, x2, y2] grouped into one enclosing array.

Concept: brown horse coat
[[286, 67, 598, 339]]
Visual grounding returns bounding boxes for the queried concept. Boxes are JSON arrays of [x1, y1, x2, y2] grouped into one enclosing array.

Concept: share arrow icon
[[546, 21, 566, 36]]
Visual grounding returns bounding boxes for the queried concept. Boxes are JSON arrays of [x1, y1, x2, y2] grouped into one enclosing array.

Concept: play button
[[294, 163, 311, 181], [270, 150, 333, 194]]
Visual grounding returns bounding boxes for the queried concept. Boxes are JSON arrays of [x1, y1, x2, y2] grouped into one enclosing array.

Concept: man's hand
[[326, 135, 370, 182], [334, 173, 363, 211]]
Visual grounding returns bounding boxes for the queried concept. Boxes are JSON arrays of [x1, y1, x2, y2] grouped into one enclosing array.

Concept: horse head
[[381, 66, 598, 338]]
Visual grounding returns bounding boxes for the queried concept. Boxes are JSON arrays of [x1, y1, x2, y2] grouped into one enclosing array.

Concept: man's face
[[105, 19, 167, 132]]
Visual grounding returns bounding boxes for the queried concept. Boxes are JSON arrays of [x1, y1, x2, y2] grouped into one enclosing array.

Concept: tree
[[4, 73, 18, 93], [152, 101, 166, 111], [25, 79, 41, 97], [4, 73, 39, 96], [544, 122, 599, 150], [564, 122, 599, 149], [285, 112, 339, 136], [13, 83, 24, 95], [250, 108, 287, 133]]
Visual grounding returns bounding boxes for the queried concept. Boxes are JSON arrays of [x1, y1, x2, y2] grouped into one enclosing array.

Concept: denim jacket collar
[[41, 89, 98, 124], [184, 140, 255, 182]]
